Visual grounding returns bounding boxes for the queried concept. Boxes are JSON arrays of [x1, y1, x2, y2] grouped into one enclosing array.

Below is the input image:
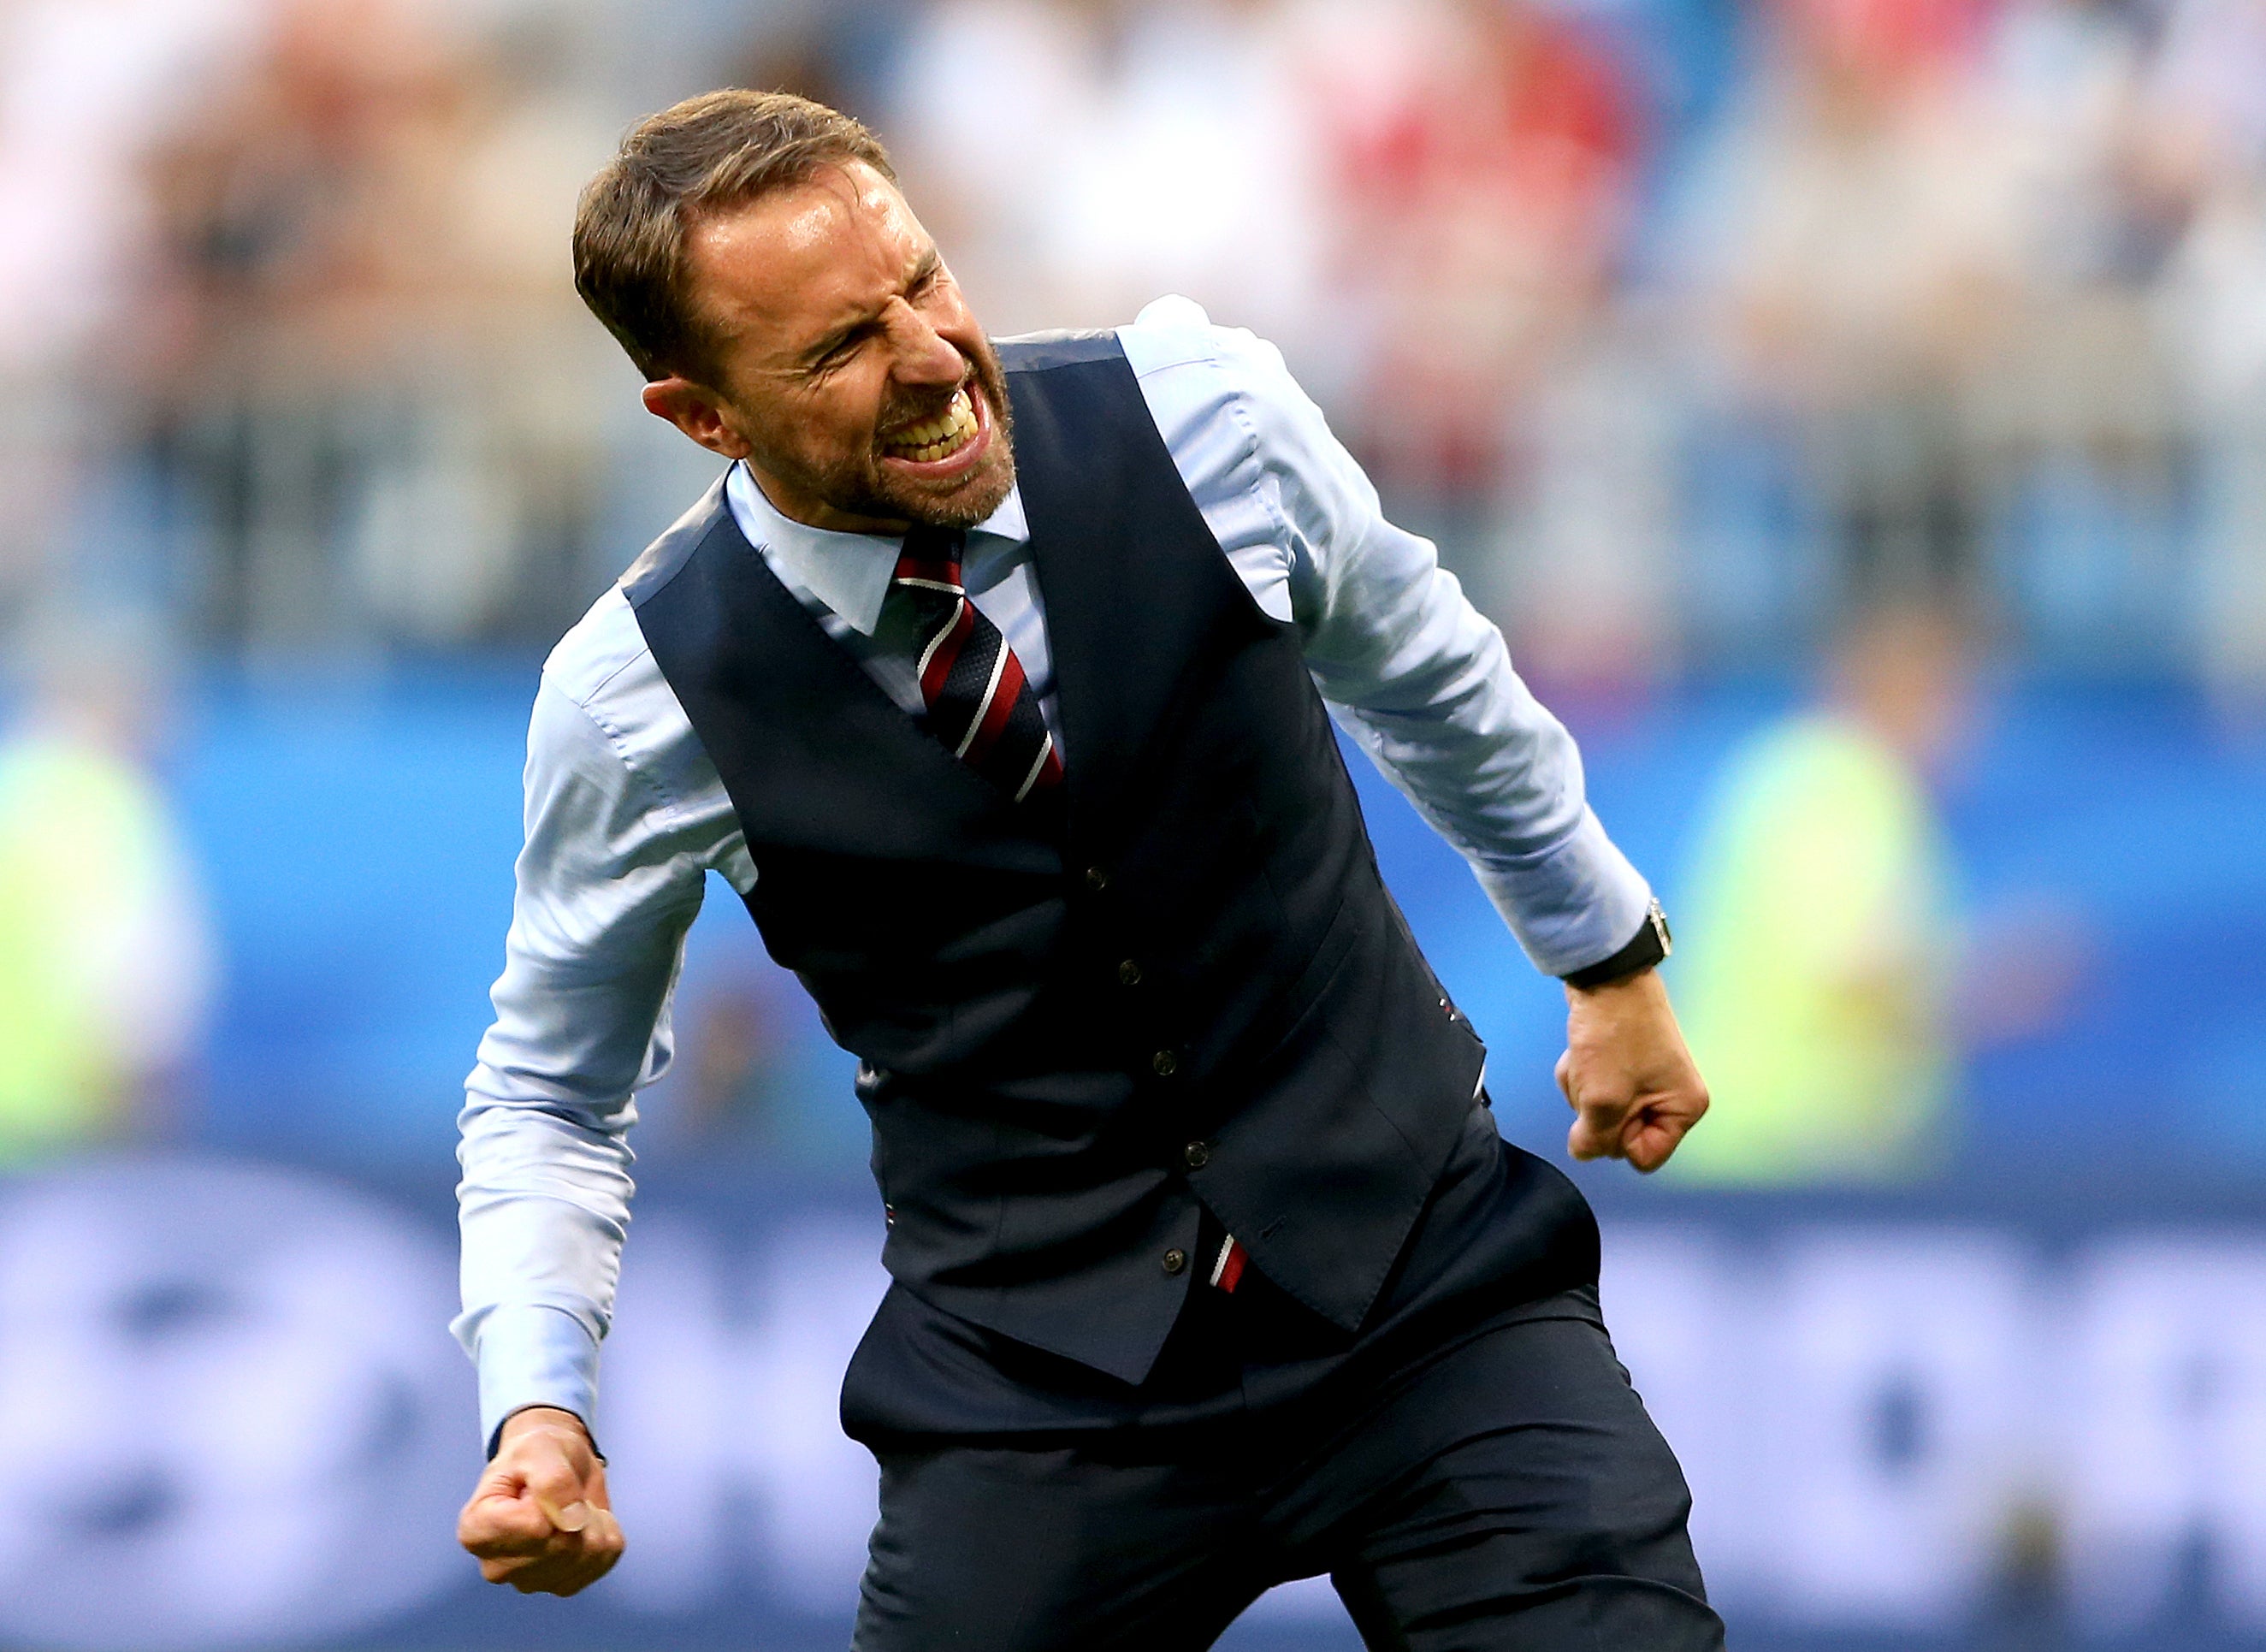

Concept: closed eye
[[802, 256, 945, 376], [805, 332, 866, 376]]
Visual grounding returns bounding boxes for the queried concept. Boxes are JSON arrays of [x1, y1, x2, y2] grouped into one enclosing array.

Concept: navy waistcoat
[[625, 335, 1488, 1384]]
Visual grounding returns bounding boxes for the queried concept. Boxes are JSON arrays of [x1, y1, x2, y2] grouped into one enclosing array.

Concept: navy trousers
[[846, 1113, 1724, 1651]]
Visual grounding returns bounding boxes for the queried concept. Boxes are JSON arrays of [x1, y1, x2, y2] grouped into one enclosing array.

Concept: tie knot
[[894, 525, 965, 590]]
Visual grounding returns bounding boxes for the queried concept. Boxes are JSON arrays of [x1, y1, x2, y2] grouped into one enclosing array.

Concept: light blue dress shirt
[[453, 297, 1652, 1447]]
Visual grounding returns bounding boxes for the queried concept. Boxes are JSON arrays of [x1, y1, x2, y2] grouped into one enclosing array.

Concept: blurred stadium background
[[1, 0, 2263, 1646]]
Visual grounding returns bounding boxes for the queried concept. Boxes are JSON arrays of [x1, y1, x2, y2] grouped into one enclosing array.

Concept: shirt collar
[[724, 460, 1031, 637]]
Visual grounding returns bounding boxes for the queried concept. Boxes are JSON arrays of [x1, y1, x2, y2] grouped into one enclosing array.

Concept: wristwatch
[[1560, 899, 1672, 990]]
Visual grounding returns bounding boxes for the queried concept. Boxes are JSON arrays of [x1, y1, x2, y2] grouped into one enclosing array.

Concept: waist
[[840, 1105, 1599, 1445]]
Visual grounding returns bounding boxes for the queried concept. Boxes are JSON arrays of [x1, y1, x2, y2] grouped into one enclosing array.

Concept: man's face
[[648, 161, 1015, 535]]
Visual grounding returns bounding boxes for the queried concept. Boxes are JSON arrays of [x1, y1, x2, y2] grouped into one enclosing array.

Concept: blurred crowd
[[0, 0, 2260, 699], [0, 0, 637, 655]]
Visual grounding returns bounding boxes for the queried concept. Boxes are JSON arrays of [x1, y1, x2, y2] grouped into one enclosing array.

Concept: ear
[[642, 377, 754, 461]]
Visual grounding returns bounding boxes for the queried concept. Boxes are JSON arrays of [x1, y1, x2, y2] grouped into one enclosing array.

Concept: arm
[[454, 636, 731, 1590], [1130, 301, 1705, 1169]]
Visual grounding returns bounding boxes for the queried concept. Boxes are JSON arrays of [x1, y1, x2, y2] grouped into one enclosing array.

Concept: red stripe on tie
[[920, 601, 976, 702], [893, 557, 961, 588], [1210, 1236, 1248, 1294], [1032, 744, 1064, 791], [961, 651, 1026, 767]]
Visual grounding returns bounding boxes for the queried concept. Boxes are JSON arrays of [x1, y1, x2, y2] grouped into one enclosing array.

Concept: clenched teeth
[[880, 388, 978, 463]]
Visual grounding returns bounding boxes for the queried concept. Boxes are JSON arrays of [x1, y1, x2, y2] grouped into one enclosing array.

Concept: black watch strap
[[1561, 899, 1672, 990]]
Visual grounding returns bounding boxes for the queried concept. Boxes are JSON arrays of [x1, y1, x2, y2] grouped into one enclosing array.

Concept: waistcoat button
[[1161, 1247, 1188, 1276], [1181, 1140, 1210, 1170], [1085, 866, 1110, 891], [1151, 1049, 1180, 1078], [1117, 958, 1143, 986]]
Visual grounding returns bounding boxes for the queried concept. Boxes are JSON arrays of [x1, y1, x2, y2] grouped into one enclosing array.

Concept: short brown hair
[[572, 89, 895, 382]]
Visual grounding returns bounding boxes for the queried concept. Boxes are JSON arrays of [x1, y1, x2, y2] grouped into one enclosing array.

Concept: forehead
[[683, 161, 931, 363]]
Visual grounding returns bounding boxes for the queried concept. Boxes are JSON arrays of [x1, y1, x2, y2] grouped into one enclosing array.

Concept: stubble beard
[[783, 335, 1017, 533]]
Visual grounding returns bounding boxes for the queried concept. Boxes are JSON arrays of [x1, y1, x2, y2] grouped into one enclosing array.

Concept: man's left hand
[[1555, 968, 1708, 1173]]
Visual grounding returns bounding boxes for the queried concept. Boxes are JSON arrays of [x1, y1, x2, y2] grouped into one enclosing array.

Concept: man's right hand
[[457, 1406, 624, 1595]]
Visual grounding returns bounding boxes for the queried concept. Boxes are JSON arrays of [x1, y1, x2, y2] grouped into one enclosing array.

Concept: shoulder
[[535, 582, 718, 825], [1114, 296, 1346, 493], [1113, 294, 1305, 411], [542, 585, 657, 720], [547, 471, 729, 744], [521, 492, 745, 877], [995, 296, 1318, 461], [619, 471, 734, 608], [997, 298, 1308, 429], [1110, 296, 1369, 554]]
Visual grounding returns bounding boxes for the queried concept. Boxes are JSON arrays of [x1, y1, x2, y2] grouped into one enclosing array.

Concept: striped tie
[[892, 525, 1065, 806]]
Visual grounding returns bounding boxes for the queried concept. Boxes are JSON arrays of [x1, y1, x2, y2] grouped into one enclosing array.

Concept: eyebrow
[[798, 246, 944, 369]]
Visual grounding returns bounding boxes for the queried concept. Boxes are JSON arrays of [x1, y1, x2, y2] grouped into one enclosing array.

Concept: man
[[453, 89, 1720, 1649]]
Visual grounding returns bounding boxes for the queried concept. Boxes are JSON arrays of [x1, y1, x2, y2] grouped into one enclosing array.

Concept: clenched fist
[[458, 1406, 624, 1596], [1555, 966, 1709, 1174]]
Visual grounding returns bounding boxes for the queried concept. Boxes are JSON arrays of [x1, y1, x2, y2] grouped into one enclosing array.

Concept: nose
[[880, 296, 965, 388]]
